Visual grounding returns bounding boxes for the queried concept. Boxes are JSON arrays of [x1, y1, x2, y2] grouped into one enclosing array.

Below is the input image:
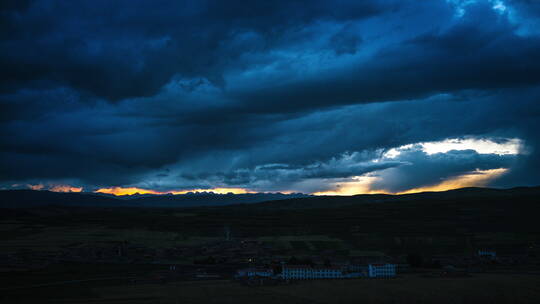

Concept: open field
[[3, 274, 540, 304], [3, 219, 536, 257], [1, 187, 540, 303], [2, 188, 539, 255], [0, 225, 183, 253]]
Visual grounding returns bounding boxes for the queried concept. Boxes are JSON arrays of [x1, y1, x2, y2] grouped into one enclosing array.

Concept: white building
[[281, 265, 344, 280], [368, 264, 396, 278], [478, 250, 497, 259], [236, 268, 274, 278]]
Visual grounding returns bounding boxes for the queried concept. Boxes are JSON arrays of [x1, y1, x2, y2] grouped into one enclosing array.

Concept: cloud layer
[[1, 0, 540, 194]]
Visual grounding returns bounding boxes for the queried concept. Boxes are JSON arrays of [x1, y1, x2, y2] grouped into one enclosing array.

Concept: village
[[2, 236, 536, 287]]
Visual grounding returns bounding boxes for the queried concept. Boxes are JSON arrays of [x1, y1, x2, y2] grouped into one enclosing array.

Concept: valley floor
[[3, 273, 540, 304]]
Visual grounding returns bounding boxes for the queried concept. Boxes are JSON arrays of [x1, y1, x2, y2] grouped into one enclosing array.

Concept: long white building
[[368, 263, 396, 278], [236, 268, 274, 278], [281, 265, 344, 280]]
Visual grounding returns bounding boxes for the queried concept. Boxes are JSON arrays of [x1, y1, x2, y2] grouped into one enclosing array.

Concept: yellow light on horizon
[[27, 184, 45, 190], [95, 186, 254, 196], [313, 176, 390, 196], [96, 187, 161, 196], [396, 168, 508, 195], [26, 184, 82, 192], [49, 185, 83, 193], [24, 167, 509, 197], [312, 168, 508, 196]]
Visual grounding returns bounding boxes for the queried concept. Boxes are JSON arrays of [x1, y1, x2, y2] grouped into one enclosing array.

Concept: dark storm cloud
[[0, 0, 387, 100], [329, 24, 363, 55], [1, 0, 540, 192], [227, 3, 540, 114], [0, 0, 32, 12], [181, 154, 404, 187]]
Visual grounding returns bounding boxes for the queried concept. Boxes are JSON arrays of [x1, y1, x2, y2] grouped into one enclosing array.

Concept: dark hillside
[[2, 186, 538, 254], [0, 190, 309, 208]]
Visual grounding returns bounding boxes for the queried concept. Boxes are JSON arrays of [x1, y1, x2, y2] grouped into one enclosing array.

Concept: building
[[281, 265, 344, 280], [368, 264, 396, 278], [236, 267, 274, 278], [478, 250, 496, 259]]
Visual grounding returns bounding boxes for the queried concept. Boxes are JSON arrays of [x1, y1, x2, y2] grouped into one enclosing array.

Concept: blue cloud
[[1, 0, 540, 192]]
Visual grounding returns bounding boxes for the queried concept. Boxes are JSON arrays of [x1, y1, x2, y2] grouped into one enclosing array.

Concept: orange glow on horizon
[[24, 168, 508, 197], [96, 187, 161, 196], [313, 176, 391, 196], [396, 168, 508, 195], [26, 184, 83, 192], [27, 184, 45, 190], [312, 168, 508, 196], [95, 187, 254, 196], [49, 185, 83, 193]]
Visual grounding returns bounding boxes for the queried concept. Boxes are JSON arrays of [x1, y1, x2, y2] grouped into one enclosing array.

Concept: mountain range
[[1, 186, 539, 209]]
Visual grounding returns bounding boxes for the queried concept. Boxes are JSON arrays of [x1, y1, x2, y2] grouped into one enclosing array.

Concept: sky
[[1, 0, 540, 195]]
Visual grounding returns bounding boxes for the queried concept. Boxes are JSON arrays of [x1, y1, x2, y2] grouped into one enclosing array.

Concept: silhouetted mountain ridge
[[1, 186, 539, 209], [0, 190, 310, 208], [248, 186, 540, 209]]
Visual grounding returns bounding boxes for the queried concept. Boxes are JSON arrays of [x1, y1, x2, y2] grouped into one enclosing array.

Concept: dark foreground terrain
[[4, 274, 540, 304], [1, 186, 540, 303]]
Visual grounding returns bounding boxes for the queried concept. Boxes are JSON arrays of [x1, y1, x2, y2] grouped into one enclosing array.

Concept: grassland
[[2, 188, 539, 255], [0, 225, 184, 253], [1, 188, 540, 303], [3, 274, 540, 304]]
